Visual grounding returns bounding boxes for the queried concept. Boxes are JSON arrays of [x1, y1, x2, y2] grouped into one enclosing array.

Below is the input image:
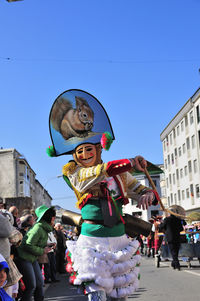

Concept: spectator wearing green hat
[[16, 205, 56, 301]]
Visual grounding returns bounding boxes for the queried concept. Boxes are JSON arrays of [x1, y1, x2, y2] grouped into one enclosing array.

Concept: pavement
[[44, 273, 87, 301], [44, 256, 200, 301]]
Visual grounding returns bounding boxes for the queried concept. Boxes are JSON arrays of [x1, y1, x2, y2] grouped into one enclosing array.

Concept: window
[[166, 178, 169, 188], [131, 199, 134, 205], [182, 143, 186, 154], [165, 159, 167, 169], [185, 115, 188, 127], [196, 184, 200, 198], [173, 173, 175, 185], [177, 125, 180, 136], [174, 148, 177, 158], [168, 155, 170, 165], [132, 212, 142, 217], [169, 174, 172, 184], [178, 190, 181, 202], [170, 193, 173, 204], [19, 172, 24, 177], [188, 160, 192, 173], [186, 188, 189, 198], [171, 154, 174, 164], [196, 105, 200, 123], [184, 165, 188, 176], [181, 120, 184, 131], [161, 187, 166, 197], [170, 133, 172, 145], [178, 147, 182, 157], [151, 210, 159, 217], [153, 180, 157, 188], [174, 193, 177, 204], [168, 196, 170, 206], [19, 180, 24, 194], [173, 129, 176, 139], [182, 190, 185, 200], [190, 184, 194, 205], [186, 137, 190, 150], [176, 169, 179, 180], [190, 184, 194, 196], [180, 168, 183, 178], [191, 135, 195, 148], [190, 111, 194, 124], [194, 159, 198, 173], [199, 131, 200, 147], [163, 141, 166, 151]]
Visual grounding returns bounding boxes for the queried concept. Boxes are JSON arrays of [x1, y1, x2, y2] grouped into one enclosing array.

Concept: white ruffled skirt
[[66, 234, 141, 299]]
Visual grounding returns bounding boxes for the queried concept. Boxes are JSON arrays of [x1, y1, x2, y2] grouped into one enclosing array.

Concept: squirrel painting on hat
[[47, 89, 159, 301]]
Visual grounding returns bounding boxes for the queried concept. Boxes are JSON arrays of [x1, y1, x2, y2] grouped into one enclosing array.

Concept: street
[[44, 256, 200, 301]]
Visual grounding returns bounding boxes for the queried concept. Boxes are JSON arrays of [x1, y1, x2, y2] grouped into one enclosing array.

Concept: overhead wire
[[0, 56, 200, 64]]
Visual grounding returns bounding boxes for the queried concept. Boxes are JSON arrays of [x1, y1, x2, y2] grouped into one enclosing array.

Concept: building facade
[[0, 148, 52, 210], [160, 88, 200, 214]]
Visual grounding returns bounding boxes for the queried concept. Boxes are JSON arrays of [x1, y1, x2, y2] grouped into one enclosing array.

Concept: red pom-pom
[[69, 275, 76, 284], [66, 263, 73, 273], [101, 132, 113, 150]]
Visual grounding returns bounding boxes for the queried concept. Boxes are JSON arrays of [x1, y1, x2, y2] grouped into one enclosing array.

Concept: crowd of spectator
[[137, 214, 200, 270], [0, 198, 74, 301]]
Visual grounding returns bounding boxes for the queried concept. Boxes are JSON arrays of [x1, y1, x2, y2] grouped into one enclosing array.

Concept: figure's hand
[[136, 191, 154, 210], [130, 156, 147, 172]]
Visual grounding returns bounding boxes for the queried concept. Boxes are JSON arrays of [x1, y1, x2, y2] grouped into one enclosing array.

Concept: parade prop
[[48, 89, 114, 156], [47, 89, 161, 301], [61, 209, 152, 237]]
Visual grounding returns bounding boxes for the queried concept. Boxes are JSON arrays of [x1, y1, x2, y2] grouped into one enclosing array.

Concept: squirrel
[[50, 96, 94, 140]]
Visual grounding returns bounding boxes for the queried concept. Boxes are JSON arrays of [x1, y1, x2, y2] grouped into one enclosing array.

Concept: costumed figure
[[47, 89, 159, 301]]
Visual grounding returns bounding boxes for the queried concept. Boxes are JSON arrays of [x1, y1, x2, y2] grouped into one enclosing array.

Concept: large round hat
[[169, 205, 186, 219], [48, 89, 115, 156]]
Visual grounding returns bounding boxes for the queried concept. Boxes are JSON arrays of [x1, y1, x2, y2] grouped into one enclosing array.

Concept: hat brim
[[37, 206, 55, 222]]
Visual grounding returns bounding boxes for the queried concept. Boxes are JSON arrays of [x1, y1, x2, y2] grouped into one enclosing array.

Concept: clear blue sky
[[1, 0, 200, 212]]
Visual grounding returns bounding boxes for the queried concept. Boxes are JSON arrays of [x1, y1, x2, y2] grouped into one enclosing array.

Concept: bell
[[61, 210, 82, 227], [124, 214, 152, 237], [61, 210, 152, 238]]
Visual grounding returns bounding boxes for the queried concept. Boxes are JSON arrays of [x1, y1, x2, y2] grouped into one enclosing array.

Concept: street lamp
[[42, 175, 63, 205], [43, 175, 63, 190]]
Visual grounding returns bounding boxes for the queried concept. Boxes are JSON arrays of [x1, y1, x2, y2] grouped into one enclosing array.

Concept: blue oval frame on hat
[[48, 89, 115, 156]]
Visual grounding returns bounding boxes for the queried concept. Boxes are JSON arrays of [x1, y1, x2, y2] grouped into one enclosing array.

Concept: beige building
[[0, 148, 52, 210], [160, 87, 200, 214]]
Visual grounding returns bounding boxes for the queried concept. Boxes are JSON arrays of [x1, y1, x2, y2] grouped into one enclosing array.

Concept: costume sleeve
[[126, 172, 151, 201], [63, 159, 133, 193]]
